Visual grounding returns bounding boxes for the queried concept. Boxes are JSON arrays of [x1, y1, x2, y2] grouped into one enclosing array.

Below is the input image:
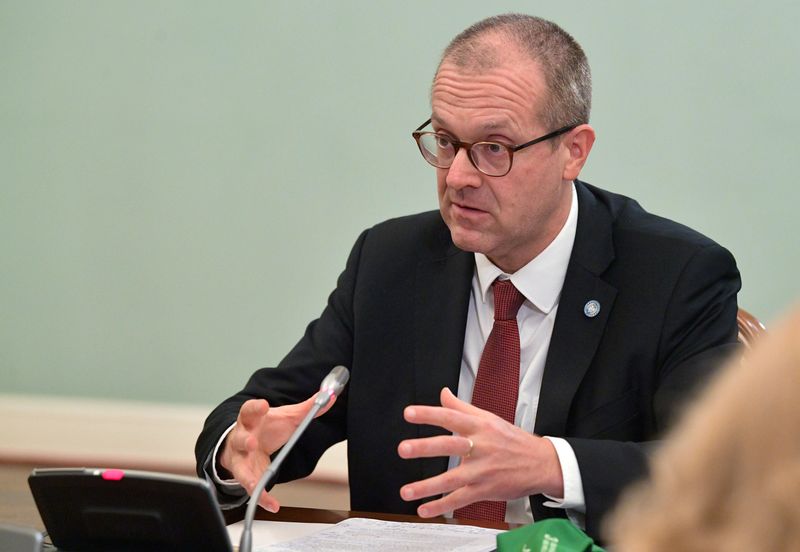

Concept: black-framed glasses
[[411, 118, 579, 177]]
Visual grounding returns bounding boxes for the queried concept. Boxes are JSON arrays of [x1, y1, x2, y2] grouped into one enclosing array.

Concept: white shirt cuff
[[211, 422, 244, 490], [541, 436, 586, 513]]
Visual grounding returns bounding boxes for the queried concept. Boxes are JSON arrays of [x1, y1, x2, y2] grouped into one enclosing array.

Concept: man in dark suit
[[195, 14, 740, 538]]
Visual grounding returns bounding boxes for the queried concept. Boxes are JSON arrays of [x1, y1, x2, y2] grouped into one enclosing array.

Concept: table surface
[[0, 464, 43, 530]]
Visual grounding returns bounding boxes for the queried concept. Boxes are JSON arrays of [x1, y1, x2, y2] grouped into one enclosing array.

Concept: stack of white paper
[[227, 517, 502, 552]]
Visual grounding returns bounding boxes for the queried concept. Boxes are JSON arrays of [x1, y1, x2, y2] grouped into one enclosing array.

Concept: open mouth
[[451, 202, 489, 221], [453, 201, 486, 213]]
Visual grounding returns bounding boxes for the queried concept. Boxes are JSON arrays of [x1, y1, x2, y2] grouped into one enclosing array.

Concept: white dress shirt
[[447, 183, 585, 524]]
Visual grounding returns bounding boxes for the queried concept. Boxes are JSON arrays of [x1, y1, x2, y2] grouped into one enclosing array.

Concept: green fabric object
[[496, 519, 605, 552]]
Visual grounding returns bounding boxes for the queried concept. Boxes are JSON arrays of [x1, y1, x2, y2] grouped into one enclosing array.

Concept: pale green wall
[[2, 1, 798, 405]]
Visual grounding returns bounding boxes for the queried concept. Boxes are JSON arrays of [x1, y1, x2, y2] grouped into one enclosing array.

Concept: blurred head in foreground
[[607, 306, 800, 551]]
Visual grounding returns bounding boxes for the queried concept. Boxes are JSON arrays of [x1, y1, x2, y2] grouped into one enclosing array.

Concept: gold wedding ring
[[464, 438, 474, 458]]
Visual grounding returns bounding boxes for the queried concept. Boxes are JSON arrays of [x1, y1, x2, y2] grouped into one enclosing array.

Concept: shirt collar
[[475, 182, 578, 314]]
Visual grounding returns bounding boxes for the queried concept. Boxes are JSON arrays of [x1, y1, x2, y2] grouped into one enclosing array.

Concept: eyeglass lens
[[417, 134, 511, 176]]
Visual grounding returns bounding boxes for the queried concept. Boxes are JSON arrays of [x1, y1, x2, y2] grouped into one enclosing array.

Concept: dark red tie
[[454, 279, 525, 522]]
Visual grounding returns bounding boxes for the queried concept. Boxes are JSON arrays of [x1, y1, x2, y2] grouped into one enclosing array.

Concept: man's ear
[[561, 124, 596, 181]]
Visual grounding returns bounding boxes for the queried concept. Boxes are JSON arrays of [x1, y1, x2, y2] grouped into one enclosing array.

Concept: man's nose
[[445, 148, 482, 190]]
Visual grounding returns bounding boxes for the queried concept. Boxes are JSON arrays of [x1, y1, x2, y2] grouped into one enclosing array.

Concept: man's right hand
[[219, 393, 336, 513]]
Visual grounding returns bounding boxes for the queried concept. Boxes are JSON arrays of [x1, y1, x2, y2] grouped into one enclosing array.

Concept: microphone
[[239, 365, 350, 552], [314, 365, 350, 407]]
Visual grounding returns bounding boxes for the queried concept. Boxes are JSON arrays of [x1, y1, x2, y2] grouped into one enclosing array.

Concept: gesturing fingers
[[400, 466, 469, 503], [416, 487, 479, 519], [404, 403, 477, 435], [238, 399, 269, 428], [404, 388, 502, 435], [224, 391, 342, 516], [256, 488, 280, 514], [231, 461, 280, 513], [399, 468, 489, 518], [439, 387, 488, 417], [292, 392, 339, 421], [398, 435, 474, 460]]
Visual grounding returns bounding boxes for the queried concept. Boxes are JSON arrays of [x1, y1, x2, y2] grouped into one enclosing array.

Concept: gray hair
[[438, 14, 591, 131]]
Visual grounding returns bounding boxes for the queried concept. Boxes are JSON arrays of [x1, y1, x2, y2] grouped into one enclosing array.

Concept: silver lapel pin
[[584, 300, 601, 318]]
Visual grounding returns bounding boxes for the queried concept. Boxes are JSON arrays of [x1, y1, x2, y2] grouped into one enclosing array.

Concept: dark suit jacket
[[195, 180, 741, 538]]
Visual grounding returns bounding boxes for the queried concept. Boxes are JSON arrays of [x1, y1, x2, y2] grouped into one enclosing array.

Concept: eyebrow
[[430, 114, 512, 134], [429, 114, 447, 128]]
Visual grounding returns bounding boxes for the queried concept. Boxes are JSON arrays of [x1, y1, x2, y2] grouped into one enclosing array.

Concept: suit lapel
[[534, 182, 618, 437], [413, 230, 474, 481]]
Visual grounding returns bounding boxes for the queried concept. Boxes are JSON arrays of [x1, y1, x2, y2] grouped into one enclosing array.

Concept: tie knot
[[492, 279, 525, 321]]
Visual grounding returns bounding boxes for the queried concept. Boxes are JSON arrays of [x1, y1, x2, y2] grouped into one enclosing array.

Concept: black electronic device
[[28, 468, 232, 551]]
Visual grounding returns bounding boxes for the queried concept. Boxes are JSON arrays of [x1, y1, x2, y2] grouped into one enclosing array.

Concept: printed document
[[227, 517, 501, 552]]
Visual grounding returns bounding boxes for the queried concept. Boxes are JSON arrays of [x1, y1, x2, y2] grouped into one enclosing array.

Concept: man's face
[[431, 56, 574, 273]]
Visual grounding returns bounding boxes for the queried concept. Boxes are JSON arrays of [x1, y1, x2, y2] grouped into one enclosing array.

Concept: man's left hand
[[397, 387, 564, 518]]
